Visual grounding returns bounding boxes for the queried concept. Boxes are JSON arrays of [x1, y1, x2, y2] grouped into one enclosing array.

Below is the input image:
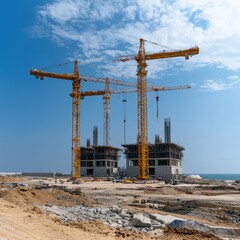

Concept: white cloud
[[38, 0, 122, 24], [201, 75, 240, 91], [201, 80, 231, 91], [32, 0, 240, 80], [38, 0, 81, 23], [227, 75, 239, 81]]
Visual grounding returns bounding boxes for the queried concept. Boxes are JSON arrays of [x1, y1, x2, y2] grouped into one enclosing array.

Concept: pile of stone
[[43, 204, 240, 238], [168, 220, 240, 239], [43, 205, 165, 232]]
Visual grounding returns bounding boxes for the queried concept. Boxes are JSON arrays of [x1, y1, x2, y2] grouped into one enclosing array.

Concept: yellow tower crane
[[114, 39, 199, 180], [79, 77, 139, 146], [81, 81, 191, 147], [30, 61, 140, 179], [30, 61, 81, 180]]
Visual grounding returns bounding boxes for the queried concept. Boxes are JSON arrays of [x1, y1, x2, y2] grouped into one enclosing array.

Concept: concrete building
[[80, 146, 120, 177], [123, 118, 184, 180], [123, 143, 184, 180]]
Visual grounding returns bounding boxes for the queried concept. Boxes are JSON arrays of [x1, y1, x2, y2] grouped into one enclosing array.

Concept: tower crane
[[31, 61, 81, 180], [114, 39, 199, 180], [30, 61, 143, 179], [81, 81, 191, 147]]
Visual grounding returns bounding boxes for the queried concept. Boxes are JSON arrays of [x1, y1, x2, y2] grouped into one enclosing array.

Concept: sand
[[0, 176, 239, 240]]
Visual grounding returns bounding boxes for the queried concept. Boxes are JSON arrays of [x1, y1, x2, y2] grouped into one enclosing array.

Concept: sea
[[186, 174, 240, 181]]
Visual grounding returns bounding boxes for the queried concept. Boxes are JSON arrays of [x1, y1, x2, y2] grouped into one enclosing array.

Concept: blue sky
[[0, 0, 240, 174]]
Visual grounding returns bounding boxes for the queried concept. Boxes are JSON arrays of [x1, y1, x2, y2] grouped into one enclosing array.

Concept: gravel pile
[[43, 205, 164, 232]]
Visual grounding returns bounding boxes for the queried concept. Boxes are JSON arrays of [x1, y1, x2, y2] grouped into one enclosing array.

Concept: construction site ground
[[0, 176, 239, 240]]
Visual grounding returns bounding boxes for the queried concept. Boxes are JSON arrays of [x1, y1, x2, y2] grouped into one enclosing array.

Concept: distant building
[[86, 138, 91, 148], [93, 126, 98, 147], [80, 146, 120, 177]]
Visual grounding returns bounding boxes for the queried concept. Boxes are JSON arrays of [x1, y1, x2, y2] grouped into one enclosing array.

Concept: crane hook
[[156, 94, 159, 122]]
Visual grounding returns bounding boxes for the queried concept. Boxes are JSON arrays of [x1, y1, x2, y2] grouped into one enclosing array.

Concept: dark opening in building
[[149, 168, 155, 176], [86, 169, 94, 175]]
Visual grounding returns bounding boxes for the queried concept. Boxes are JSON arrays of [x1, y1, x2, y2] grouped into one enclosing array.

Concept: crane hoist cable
[[156, 92, 159, 123], [144, 39, 177, 51], [122, 98, 127, 145], [40, 61, 71, 70]]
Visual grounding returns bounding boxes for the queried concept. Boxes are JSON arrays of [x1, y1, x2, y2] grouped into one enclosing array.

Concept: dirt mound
[[0, 176, 25, 183], [0, 187, 94, 208], [165, 228, 221, 240], [144, 186, 181, 195]]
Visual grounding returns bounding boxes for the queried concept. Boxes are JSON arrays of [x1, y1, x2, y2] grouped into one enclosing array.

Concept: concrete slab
[[149, 213, 185, 224]]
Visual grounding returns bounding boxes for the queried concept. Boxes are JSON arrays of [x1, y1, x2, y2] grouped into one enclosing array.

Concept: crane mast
[[30, 61, 81, 180], [81, 78, 139, 147], [30, 65, 145, 178], [136, 39, 149, 180], [103, 78, 111, 146], [70, 61, 81, 179], [115, 38, 199, 180]]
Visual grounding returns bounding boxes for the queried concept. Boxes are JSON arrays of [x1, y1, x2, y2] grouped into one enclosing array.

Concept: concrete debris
[[149, 213, 184, 224], [131, 213, 152, 227], [169, 220, 240, 238], [43, 205, 160, 232], [131, 197, 240, 226], [43, 205, 240, 238]]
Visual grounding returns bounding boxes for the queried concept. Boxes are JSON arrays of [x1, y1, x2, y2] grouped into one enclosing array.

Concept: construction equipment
[[81, 81, 191, 147], [30, 61, 81, 179], [30, 61, 146, 179], [114, 39, 199, 180]]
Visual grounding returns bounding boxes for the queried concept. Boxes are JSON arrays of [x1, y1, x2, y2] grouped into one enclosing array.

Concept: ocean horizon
[[186, 173, 240, 181]]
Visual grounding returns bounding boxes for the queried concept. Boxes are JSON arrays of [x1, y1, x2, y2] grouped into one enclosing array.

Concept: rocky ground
[[0, 176, 239, 240]]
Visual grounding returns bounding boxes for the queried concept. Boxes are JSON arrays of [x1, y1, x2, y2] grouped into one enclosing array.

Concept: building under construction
[[123, 118, 184, 180], [80, 127, 120, 177], [80, 146, 120, 177]]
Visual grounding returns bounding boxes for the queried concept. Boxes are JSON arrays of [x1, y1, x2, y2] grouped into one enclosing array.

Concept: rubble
[[130, 196, 240, 225], [43, 205, 162, 232], [149, 213, 184, 224], [42, 204, 239, 239], [168, 219, 240, 239], [131, 213, 152, 227]]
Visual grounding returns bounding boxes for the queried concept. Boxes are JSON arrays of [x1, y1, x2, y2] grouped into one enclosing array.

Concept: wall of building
[[81, 166, 118, 177], [124, 145, 183, 180], [126, 159, 138, 177], [80, 159, 118, 177], [126, 164, 182, 179], [80, 146, 120, 178]]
